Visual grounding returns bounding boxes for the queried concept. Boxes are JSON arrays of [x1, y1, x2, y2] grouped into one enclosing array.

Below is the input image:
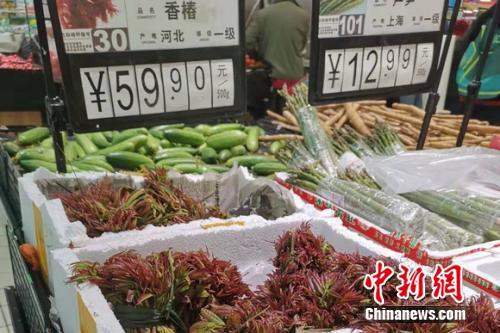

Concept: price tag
[[187, 61, 212, 110], [360, 47, 382, 90], [80, 67, 113, 120], [395, 44, 417, 86], [310, 0, 446, 103], [211, 59, 235, 108], [135, 64, 165, 115], [379, 46, 400, 88], [342, 48, 363, 92], [412, 43, 434, 84], [323, 50, 344, 94], [108, 65, 140, 117], [49, 0, 245, 132], [162, 62, 189, 112]]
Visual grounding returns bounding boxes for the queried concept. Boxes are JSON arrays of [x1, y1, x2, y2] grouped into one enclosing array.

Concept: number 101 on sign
[[80, 59, 235, 120]]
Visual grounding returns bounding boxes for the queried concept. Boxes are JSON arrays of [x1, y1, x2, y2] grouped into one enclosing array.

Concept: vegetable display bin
[[275, 177, 500, 299], [51, 216, 404, 333], [19, 167, 315, 293]]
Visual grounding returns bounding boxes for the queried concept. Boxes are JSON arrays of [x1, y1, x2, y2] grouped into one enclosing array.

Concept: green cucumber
[[75, 134, 99, 154], [270, 140, 286, 155], [155, 151, 193, 162], [160, 139, 173, 148], [77, 158, 115, 172], [40, 137, 53, 149], [252, 162, 287, 176], [64, 142, 79, 162], [164, 129, 205, 147], [18, 127, 50, 146], [207, 130, 247, 150], [156, 157, 198, 167], [205, 165, 230, 173], [112, 128, 149, 144], [19, 159, 57, 173], [226, 155, 277, 168], [149, 129, 164, 140], [207, 123, 244, 136], [89, 133, 111, 149], [73, 142, 86, 158], [94, 141, 136, 156], [200, 147, 218, 164], [150, 124, 184, 132], [4, 142, 20, 156], [18, 148, 56, 163], [145, 135, 160, 155], [246, 127, 260, 153], [103, 131, 114, 141], [106, 152, 155, 170], [172, 163, 206, 174], [230, 145, 247, 157], [81, 155, 106, 162], [218, 149, 232, 163], [72, 161, 111, 173], [195, 124, 212, 135], [157, 147, 198, 155], [137, 147, 147, 155]]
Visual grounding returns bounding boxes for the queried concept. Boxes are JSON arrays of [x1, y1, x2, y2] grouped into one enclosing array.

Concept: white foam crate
[[453, 247, 500, 299], [21, 167, 316, 292], [51, 215, 405, 333]]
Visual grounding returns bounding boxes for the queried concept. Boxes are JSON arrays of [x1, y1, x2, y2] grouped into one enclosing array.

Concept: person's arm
[[246, 13, 260, 52]]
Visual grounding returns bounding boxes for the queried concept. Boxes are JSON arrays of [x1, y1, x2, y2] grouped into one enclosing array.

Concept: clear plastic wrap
[[403, 189, 500, 241], [295, 105, 339, 176], [364, 147, 500, 195], [362, 147, 500, 240], [316, 177, 482, 250]]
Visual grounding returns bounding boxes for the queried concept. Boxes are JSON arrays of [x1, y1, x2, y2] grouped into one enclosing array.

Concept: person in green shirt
[[246, 0, 309, 104]]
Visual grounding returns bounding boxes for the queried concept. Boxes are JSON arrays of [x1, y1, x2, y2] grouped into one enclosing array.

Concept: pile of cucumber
[[3, 124, 288, 176]]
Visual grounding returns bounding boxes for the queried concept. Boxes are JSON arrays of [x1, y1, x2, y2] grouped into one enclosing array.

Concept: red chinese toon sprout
[[56, 0, 118, 29]]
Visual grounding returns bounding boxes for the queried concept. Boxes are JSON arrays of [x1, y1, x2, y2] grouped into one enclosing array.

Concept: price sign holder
[[38, 0, 245, 134], [309, 0, 457, 150]]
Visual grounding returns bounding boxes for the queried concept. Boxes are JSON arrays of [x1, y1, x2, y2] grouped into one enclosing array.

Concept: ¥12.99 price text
[[322, 43, 434, 94], [80, 59, 235, 120]]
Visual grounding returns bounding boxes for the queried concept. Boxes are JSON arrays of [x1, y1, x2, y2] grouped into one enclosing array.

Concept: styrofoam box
[[453, 247, 500, 299], [51, 215, 405, 333], [21, 167, 317, 293]]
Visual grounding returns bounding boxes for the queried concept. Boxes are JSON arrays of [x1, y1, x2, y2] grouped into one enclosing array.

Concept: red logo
[[363, 261, 395, 305], [396, 263, 426, 301], [364, 261, 464, 305], [431, 264, 464, 303]]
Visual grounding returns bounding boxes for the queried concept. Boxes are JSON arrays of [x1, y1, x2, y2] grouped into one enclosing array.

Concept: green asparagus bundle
[[280, 84, 339, 177], [287, 166, 482, 250], [365, 123, 406, 156], [403, 190, 500, 241]]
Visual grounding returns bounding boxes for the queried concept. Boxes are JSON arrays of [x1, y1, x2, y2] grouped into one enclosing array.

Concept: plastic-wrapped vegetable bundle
[[287, 167, 482, 251], [281, 84, 339, 176], [403, 189, 500, 241]]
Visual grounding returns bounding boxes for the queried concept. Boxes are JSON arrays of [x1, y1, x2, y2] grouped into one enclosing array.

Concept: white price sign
[[80, 59, 235, 120], [58, 0, 240, 54], [321, 43, 434, 95], [319, 0, 446, 38]]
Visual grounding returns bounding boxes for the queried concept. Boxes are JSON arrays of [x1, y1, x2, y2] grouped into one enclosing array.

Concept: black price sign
[[309, 0, 448, 104], [51, 0, 245, 132]]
